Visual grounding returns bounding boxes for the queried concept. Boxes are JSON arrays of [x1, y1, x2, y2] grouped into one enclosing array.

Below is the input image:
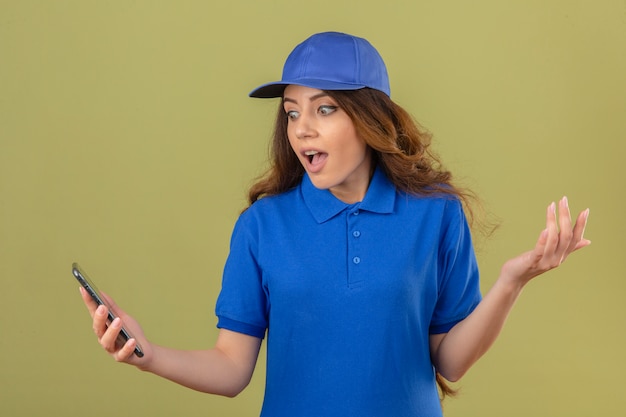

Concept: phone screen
[[72, 262, 144, 357]]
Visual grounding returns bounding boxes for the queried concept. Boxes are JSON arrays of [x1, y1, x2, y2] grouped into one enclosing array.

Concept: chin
[[307, 175, 337, 191]]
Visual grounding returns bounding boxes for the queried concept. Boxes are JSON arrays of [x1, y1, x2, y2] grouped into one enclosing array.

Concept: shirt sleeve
[[215, 211, 268, 339], [429, 198, 482, 334]]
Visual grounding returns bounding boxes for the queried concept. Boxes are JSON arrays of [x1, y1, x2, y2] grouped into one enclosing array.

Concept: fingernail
[[96, 305, 106, 316], [111, 318, 121, 328], [563, 196, 568, 207]]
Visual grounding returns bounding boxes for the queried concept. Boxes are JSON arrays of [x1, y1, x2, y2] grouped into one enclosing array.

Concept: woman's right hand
[[80, 286, 152, 366], [80, 287, 263, 396]]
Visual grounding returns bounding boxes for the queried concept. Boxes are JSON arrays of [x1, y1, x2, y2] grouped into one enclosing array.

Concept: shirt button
[[353, 256, 361, 264], [352, 230, 361, 238], [353, 210, 359, 216]]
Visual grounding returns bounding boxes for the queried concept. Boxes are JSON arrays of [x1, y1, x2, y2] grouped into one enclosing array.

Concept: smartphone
[[72, 262, 144, 357]]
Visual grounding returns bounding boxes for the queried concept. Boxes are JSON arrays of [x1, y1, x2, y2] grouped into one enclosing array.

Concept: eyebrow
[[283, 92, 330, 105]]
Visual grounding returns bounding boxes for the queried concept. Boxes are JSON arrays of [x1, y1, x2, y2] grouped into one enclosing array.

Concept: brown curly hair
[[248, 87, 476, 223]]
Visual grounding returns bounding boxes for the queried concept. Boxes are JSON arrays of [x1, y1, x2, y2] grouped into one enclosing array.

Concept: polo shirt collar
[[301, 166, 396, 224]]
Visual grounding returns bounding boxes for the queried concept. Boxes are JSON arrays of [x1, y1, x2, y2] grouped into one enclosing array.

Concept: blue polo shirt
[[216, 167, 481, 417]]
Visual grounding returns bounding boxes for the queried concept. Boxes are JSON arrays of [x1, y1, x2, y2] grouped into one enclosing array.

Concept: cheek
[[346, 143, 368, 164], [287, 132, 298, 154], [340, 128, 367, 158], [286, 135, 303, 164], [284, 124, 295, 147]]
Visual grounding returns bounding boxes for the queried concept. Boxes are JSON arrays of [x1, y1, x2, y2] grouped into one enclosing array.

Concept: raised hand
[[501, 196, 591, 286]]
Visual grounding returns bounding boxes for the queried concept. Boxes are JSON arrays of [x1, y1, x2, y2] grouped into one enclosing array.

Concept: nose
[[294, 113, 317, 140]]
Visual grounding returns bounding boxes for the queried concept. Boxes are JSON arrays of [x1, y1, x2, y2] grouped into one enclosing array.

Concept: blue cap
[[249, 32, 390, 98]]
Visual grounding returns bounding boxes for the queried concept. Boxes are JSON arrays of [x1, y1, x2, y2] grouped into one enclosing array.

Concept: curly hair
[[248, 87, 477, 227]]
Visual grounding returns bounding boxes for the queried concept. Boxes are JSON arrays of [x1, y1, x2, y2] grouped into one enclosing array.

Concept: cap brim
[[249, 79, 367, 98]]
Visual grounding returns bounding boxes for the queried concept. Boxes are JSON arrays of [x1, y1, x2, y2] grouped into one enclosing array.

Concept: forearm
[[83, 287, 262, 397], [432, 198, 590, 382], [431, 274, 526, 381], [139, 346, 247, 396], [140, 330, 261, 397]]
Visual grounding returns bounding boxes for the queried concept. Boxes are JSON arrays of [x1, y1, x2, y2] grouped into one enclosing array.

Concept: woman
[[82, 32, 590, 416]]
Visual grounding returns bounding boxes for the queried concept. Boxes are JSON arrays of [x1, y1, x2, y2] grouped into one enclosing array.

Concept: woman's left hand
[[431, 198, 590, 381], [501, 196, 590, 286]]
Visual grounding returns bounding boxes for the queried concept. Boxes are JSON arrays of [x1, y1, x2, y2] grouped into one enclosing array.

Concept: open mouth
[[305, 150, 326, 164], [305, 150, 317, 163]]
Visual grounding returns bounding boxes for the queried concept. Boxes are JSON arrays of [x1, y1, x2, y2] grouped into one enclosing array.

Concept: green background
[[1, 1, 624, 416]]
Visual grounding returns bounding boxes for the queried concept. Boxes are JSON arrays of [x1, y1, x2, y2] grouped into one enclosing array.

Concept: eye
[[318, 105, 338, 116], [285, 110, 299, 121]]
